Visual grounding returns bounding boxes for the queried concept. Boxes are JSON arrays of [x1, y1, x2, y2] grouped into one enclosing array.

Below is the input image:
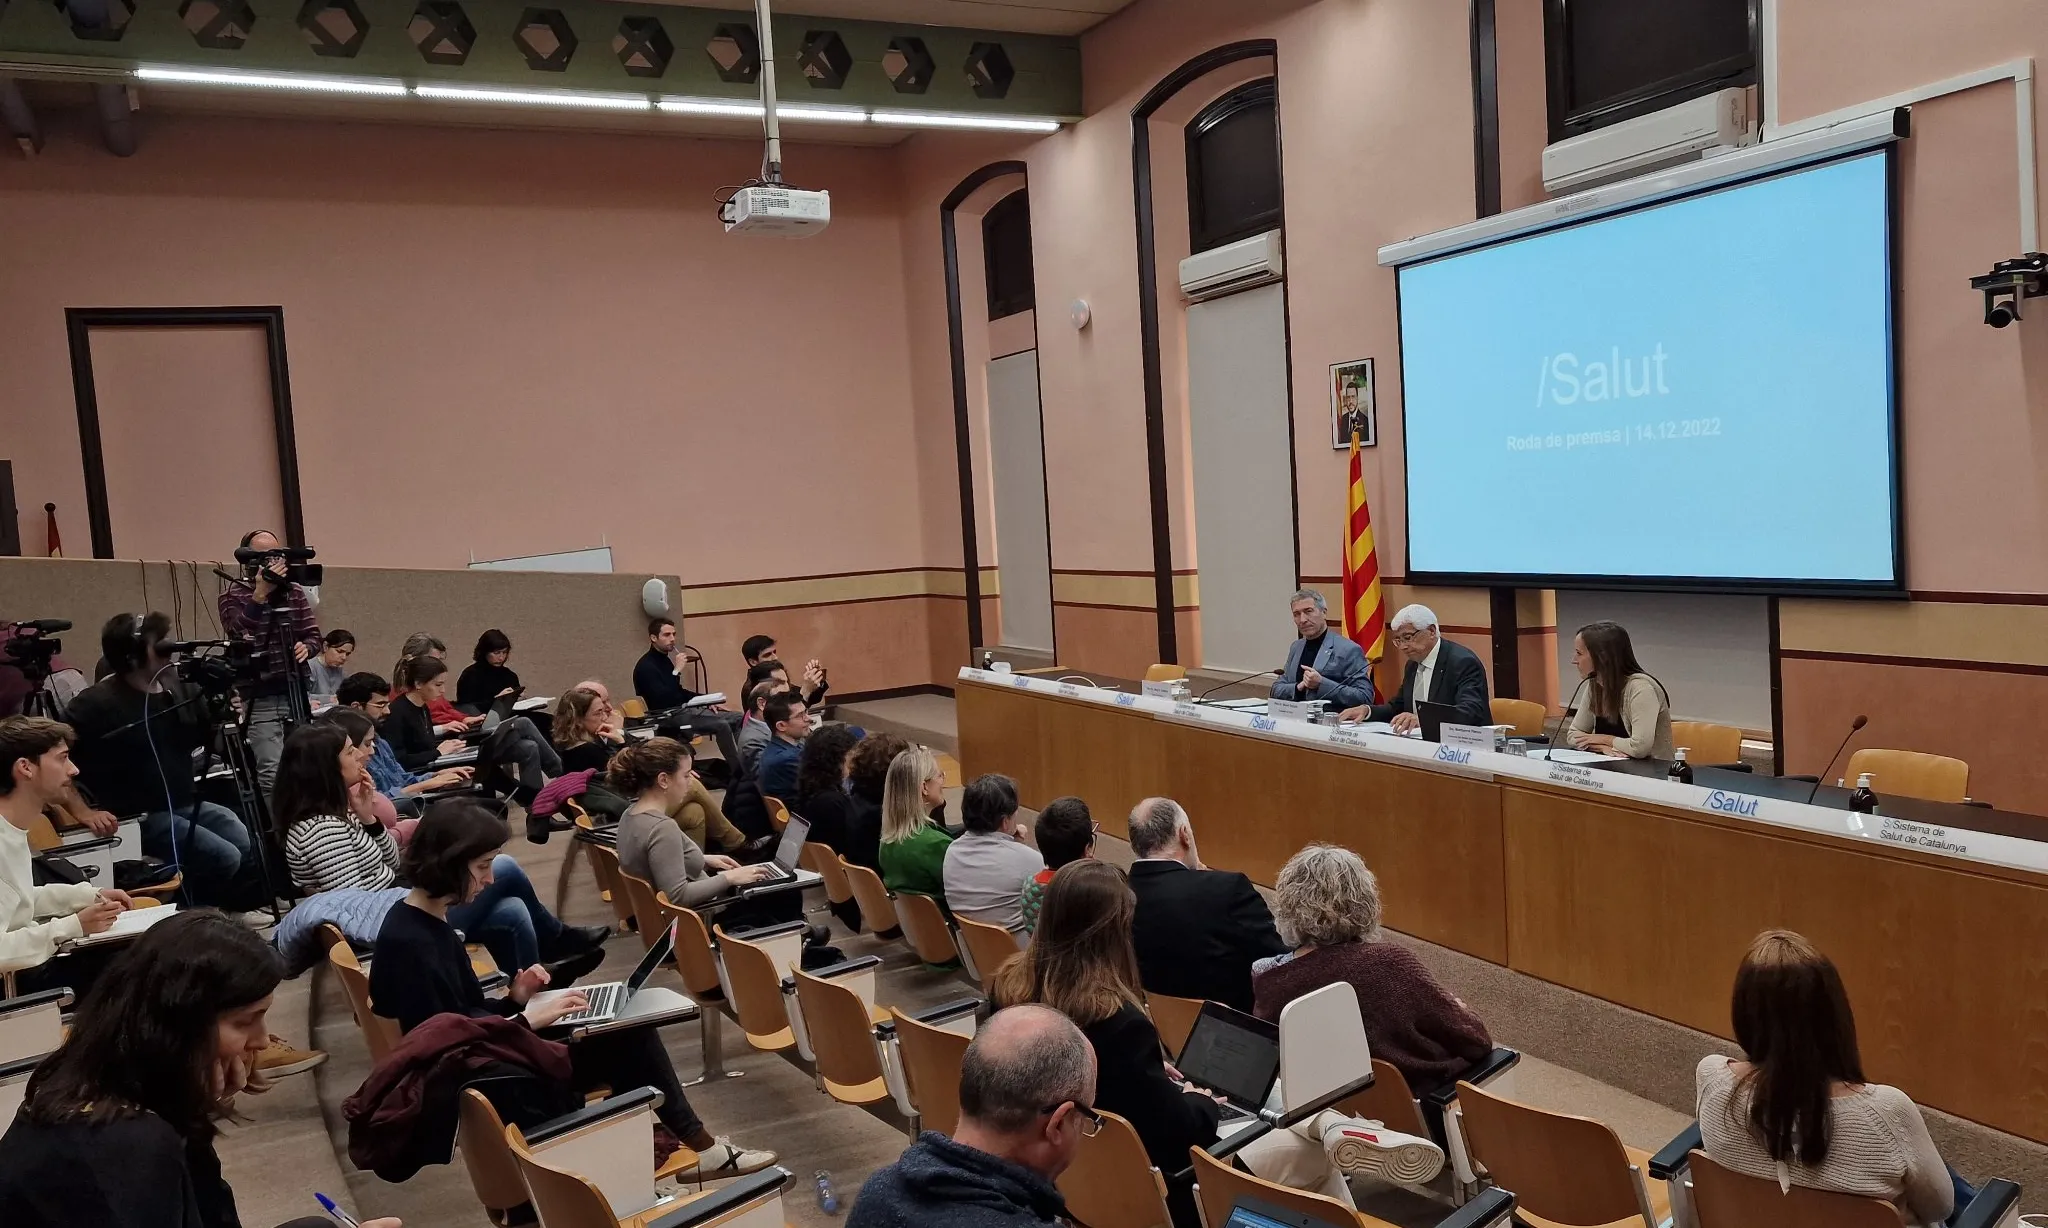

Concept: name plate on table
[[1267, 698, 1325, 723], [1141, 680, 1183, 699], [1440, 723, 1496, 752]]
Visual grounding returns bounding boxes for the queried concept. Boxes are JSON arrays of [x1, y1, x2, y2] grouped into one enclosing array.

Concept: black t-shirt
[[370, 899, 522, 1035], [65, 677, 209, 815], [456, 663, 521, 710], [0, 1110, 238, 1228], [379, 696, 442, 773], [1291, 632, 1327, 686]]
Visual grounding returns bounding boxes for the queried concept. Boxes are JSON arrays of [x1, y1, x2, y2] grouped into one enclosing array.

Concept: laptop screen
[[625, 920, 677, 992], [1174, 1002, 1280, 1110], [772, 816, 810, 871], [1222, 1198, 1346, 1228]]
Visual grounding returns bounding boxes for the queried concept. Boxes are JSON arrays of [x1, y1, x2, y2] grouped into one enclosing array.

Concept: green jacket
[[880, 823, 953, 904]]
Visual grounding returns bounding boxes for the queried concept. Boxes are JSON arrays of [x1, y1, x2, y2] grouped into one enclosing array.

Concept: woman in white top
[[1565, 620, 1674, 760], [1696, 930, 1972, 1227]]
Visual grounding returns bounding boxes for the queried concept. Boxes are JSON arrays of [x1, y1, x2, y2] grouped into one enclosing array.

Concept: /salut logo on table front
[[1700, 789, 1760, 818], [1433, 746, 1474, 765], [1249, 716, 1279, 732]]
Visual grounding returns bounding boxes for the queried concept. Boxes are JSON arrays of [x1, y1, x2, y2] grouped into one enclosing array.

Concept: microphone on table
[[1803, 714, 1869, 805], [1195, 668, 1281, 701], [1545, 676, 1590, 762]]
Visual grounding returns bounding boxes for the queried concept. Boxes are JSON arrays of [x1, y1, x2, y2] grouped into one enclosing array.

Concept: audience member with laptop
[[367, 799, 775, 1180], [986, 861, 1412, 1224], [611, 738, 781, 909]]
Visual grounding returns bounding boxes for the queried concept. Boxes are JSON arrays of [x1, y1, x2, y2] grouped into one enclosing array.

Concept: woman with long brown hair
[[1697, 930, 1970, 1225], [987, 861, 1399, 1224], [1565, 620, 1673, 759]]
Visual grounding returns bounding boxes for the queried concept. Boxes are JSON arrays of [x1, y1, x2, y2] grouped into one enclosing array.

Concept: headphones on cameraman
[[105, 611, 169, 676]]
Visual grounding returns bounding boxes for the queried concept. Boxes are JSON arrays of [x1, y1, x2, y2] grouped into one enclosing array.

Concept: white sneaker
[[237, 909, 278, 930], [679, 1138, 778, 1181], [1321, 1118, 1445, 1185]]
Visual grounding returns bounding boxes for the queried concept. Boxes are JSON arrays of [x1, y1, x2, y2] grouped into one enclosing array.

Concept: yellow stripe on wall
[[1780, 598, 2048, 668], [682, 567, 999, 617]]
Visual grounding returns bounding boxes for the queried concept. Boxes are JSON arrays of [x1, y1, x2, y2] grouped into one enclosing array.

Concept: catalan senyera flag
[[1340, 432, 1386, 663], [44, 503, 61, 559]]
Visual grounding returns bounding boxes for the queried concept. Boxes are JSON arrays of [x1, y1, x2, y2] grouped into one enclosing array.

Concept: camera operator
[[218, 529, 322, 795], [63, 613, 260, 910]]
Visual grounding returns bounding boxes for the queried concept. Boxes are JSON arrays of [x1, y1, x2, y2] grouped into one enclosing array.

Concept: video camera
[[234, 544, 323, 589], [158, 638, 256, 697], [2, 619, 71, 682]]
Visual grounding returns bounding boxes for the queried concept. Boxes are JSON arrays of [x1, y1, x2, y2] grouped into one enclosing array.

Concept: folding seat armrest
[[912, 997, 983, 1025], [1647, 1122, 1702, 1181], [809, 955, 883, 979], [477, 971, 511, 993], [721, 920, 807, 942], [1425, 1048, 1521, 1109], [0, 988, 72, 1018], [40, 835, 120, 856], [1434, 1188, 1515, 1228], [523, 1086, 664, 1145], [0, 1054, 46, 1081], [645, 1168, 791, 1228], [1952, 1178, 2020, 1228]]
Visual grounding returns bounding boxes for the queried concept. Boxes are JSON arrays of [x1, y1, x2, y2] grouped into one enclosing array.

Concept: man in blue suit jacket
[[1268, 589, 1376, 710]]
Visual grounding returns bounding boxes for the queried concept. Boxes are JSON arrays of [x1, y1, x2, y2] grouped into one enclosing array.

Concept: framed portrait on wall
[[1330, 358, 1376, 449]]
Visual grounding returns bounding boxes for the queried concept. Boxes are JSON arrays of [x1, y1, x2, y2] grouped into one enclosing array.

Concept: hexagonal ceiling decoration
[[408, 0, 475, 65], [612, 15, 670, 78], [297, 0, 368, 58], [179, 0, 254, 48], [796, 28, 849, 89], [966, 41, 1014, 99], [881, 35, 932, 95], [705, 22, 759, 85]]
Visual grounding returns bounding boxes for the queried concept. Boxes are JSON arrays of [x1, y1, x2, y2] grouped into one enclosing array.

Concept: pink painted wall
[[0, 113, 1011, 590]]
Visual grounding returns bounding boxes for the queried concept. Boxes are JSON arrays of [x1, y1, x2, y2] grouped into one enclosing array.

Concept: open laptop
[[741, 815, 810, 892], [539, 920, 675, 1028], [1173, 1001, 1281, 1125], [1415, 699, 1459, 742], [1221, 1195, 1355, 1228]]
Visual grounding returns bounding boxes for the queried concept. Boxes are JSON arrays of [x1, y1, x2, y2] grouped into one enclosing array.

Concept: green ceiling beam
[[0, 0, 1081, 117]]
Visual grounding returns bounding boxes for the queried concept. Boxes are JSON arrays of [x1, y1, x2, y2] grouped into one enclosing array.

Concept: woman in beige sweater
[[1566, 620, 1673, 759], [1697, 930, 1971, 1227]]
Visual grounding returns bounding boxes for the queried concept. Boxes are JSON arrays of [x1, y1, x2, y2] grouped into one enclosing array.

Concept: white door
[[987, 350, 1054, 654], [1186, 281, 1296, 673]]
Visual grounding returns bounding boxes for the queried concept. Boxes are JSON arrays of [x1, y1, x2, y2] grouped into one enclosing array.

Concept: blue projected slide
[[1398, 151, 1897, 586]]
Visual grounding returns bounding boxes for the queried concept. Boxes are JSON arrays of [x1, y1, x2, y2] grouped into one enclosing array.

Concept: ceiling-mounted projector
[[722, 185, 832, 235]]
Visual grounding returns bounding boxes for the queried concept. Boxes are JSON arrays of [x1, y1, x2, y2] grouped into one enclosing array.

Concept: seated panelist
[[1338, 604, 1490, 732], [1269, 589, 1374, 711], [1566, 620, 1673, 760]]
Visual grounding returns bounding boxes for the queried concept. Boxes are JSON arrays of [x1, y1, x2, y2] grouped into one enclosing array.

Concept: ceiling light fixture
[[869, 109, 1060, 133], [134, 65, 408, 96], [775, 104, 869, 124], [655, 96, 764, 118], [413, 83, 650, 110]]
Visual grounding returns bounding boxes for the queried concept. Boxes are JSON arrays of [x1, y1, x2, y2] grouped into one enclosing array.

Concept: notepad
[[73, 904, 180, 945]]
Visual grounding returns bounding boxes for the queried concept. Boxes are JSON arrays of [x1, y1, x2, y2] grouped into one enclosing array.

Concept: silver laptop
[[544, 921, 675, 1028], [743, 815, 810, 891]]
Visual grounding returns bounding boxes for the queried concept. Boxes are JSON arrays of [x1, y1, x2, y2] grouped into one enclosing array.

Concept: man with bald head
[[1125, 796, 1286, 1012], [850, 1005, 1091, 1226]]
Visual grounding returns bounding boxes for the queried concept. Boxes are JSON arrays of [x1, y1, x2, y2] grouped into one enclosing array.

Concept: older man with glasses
[[1339, 603, 1492, 732]]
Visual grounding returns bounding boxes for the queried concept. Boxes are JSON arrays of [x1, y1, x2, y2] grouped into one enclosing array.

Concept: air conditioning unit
[[1179, 230, 1284, 302], [1542, 86, 1758, 195]]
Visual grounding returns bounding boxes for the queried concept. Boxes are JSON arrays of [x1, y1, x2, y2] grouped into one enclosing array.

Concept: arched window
[[1185, 79, 1281, 253], [982, 188, 1035, 320]]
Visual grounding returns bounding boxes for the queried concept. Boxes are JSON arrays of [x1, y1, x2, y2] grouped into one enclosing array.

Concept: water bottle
[[1849, 773, 1879, 815], [1667, 747, 1693, 785], [815, 1170, 840, 1215]]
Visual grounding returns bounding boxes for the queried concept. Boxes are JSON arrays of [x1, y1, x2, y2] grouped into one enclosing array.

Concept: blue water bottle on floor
[[815, 1170, 840, 1215]]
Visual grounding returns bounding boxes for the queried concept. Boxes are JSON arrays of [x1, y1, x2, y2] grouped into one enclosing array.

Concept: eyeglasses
[[1390, 628, 1430, 644], [1041, 1101, 1104, 1137]]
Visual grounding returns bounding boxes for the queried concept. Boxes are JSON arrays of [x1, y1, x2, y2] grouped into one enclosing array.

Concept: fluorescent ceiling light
[[776, 105, 870, 124], [413, 84, 651, 111], [134, 66, 408, 97], [656, 97, 765, 118], [870, 109, 1061, 133]]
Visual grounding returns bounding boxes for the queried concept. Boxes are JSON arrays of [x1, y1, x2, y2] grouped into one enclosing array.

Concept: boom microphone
[[1803, 714, 1869, 805], [1545, 675, 1590, 762], [12, 619, 71, 634], [234, 545, 317, 564]]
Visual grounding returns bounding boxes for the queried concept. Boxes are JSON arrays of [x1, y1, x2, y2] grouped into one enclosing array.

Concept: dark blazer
[[1082, 1003, 1221, 1176], [1128, 860, 1288, 1013], [1368, 636, 1491, 727]]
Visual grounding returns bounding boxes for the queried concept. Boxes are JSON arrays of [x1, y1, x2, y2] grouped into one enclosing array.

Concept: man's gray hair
[[1390, 604, 1438, 633], [1127, 796, 1188, 858], [959, 1005, 1092, 1132], [1289, 588, 1329, 612]]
